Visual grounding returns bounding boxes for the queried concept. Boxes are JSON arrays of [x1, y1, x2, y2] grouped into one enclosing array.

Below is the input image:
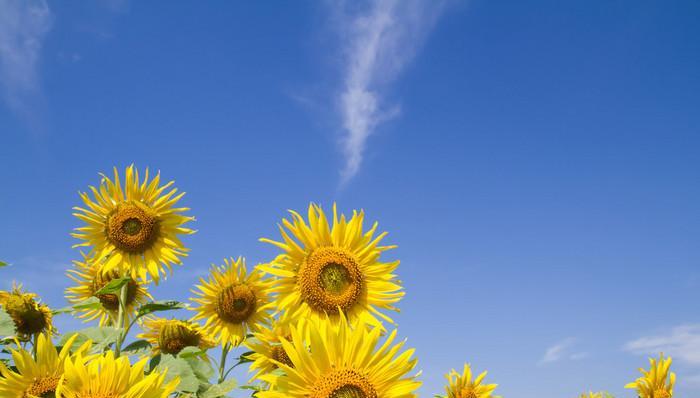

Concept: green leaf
[[240, 385, 264, 391], [177, 347, 215, 383], [136, 300, 186, 317], [53, 297, 104, 316], [0, 261, 8, 268], [51, 306, 74, 315], [236, 350, 255, 364], [178, 346, 207, 359], [156, 354, 200, 393], [72, 297, 103, 311], [93, 277, 130, 296], [0, 338, 16, 348], [148, 354, 162, 373], [0, 309, 16, 337], [60, 327, 121, 353], [200, 379, 238, 398], [122, 339, 151, 355]]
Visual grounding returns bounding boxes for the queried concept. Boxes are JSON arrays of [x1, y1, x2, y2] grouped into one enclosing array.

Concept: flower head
[[258, 314, 420, 398], [56, 350, 179, 398], [190, 257, 272, 346], [0, 333, 90, 398], [72, 165, 195, 284], [625, 354, 675, 398], [0, 283, 53, 339], [138, 317, 216, 355], [260, 203, 403, 332], [65, 254, 151, 326]]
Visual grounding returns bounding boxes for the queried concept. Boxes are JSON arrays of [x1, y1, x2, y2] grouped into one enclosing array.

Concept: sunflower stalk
[[114, 282, 130, 356], [31, 333, 38, 360], [218, 342, 231, 384]]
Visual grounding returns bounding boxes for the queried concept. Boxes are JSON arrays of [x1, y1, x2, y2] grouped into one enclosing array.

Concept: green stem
[[31, 333, 38, 360], [223, 360, 243, 380], [218, 343, 231, 384], [114, 282, 129, 356]]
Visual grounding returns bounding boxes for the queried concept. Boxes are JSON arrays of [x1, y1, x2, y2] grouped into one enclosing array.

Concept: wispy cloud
[[539, 337, 588, 365], [624, 324, 700, 365], [0, 0, 51, 118], [330, 0, 446, 183]]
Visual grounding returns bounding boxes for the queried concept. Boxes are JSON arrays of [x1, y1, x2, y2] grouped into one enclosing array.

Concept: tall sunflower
[[56, 351, 178, 398], [72, 165, 195, 284], [65, 254, 151, 326], [190, 257, 272, 346], [259, 204, 403, 331], [0, 333, 90, 398], [257, 314, 421, 398], [0, 283, 53, 339], [444, 364, 498, 398], [138, 317, 216, 355], [625, 354, 675, 398]]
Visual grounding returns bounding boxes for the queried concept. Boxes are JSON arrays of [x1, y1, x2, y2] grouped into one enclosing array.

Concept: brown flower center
[[654, 389, 671, 398], [92, 272, 138, 311], [24, 376, 60, 398], [215, 284, 257, 323], [158, 321, 201, 355], [4, 294, 48, 336], [457, 388, 478, 398], [299, 247, 363, 313], [106, 203, 158, 253], [312, 369, 377, 398], [270, 344, 294, 368]]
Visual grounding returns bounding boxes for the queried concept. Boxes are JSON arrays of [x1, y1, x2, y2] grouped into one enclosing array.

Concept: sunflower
[[72, 165, 195, 284], [578, 393, 602, 398], [259, 204, 403, 331], [444, 363, 498, 398], [65, 254, 152, 326], [190, 257, 271, 347], [138, 317, 216, 355], [245, 319, 302, 382], [625, 354, 675, 398], [0, 283, 53, 339], [56, 350, 178, 398], [257, 314, 420, 398], [0, 333, 90, 398]]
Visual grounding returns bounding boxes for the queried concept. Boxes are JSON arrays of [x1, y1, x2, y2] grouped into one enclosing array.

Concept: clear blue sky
[[1, 1, 699, 397]]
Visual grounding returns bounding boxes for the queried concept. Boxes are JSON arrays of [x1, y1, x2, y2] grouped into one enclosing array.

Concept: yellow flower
[[56, 350, 178, 398], [0, 283, 53, 339], [259, 203, 403, 331], [445, 363, 498, 398], [578, 393, 603, 398], [625, 354, 675, 398], [138, 317, 216, 355], [72, 165, 195, 284], [245, 319, 301, 382], [190, 257, 272, 347], [0, 333, 90, 398], [257, 314, 421, 398], [65, 254, 151, 326]]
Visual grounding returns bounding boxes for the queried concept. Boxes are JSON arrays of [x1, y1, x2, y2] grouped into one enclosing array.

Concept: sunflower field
[[0, 166, 677, 398]]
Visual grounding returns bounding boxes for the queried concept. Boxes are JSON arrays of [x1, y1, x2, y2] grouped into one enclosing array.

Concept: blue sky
[[1, 1, 699, 397]]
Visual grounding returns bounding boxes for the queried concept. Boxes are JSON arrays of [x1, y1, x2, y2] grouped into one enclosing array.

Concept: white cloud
[[624, 324, 700, 365], [330, 0, 446, 183], [539, 337, 588, 365], [0, 0, 51, 116]]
